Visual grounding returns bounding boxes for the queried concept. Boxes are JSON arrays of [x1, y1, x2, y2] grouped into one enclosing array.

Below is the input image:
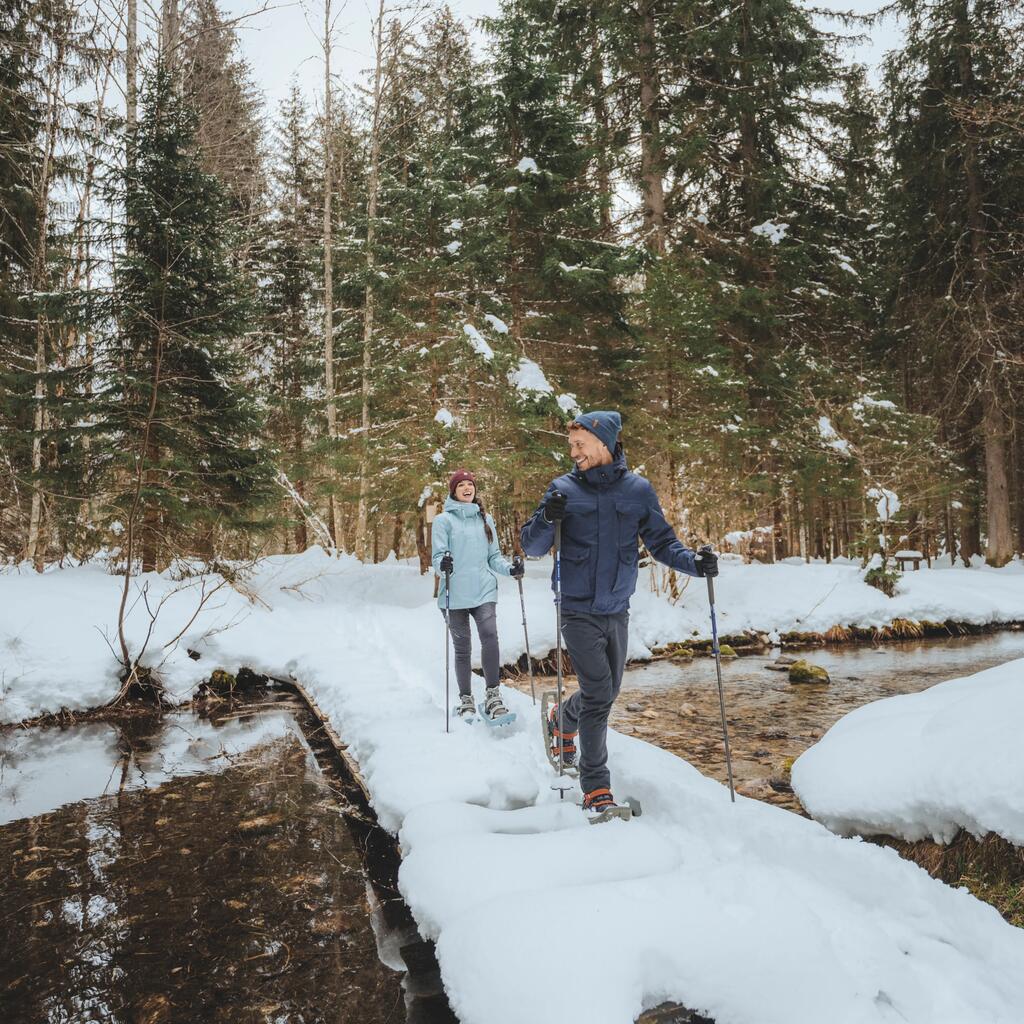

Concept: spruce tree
[[99, 65, 272, 570], [882, 0, 1024, 563]]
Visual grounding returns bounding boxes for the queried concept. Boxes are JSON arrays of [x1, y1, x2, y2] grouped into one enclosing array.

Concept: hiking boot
[[455, 693, 476, 720], [483, 686, 509, 720], [582, 788, 618, 814]]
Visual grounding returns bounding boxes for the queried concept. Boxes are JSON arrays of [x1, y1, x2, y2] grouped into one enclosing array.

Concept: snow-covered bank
[[792, 658, 1024, 846], [3, 550, 1024, 1023], [3, 551, 1024, 724]]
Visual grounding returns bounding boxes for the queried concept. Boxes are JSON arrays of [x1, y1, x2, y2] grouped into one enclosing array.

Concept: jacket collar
[[572, 447, 628, 487], [444, 495, 482, 517]]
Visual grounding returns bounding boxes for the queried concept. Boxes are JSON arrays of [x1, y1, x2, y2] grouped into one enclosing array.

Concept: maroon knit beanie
[[449, 469, 476, 497]]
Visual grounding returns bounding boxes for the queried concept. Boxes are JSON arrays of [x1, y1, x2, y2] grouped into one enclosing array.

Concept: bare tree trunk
[[354, 0, 387, 560], [321, 0, 343, 551], [25, 31, 68, 570], [127, 0, 137, 130], [637, 0, 666, 254], [955, 0, 1011, 565], [589, 13, 613, 239], [982, 383, 1013, 563], [160, 0, 179, 66]]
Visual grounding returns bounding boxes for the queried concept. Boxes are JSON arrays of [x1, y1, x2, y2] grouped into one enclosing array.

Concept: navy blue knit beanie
[[571, 410, 621, 454]]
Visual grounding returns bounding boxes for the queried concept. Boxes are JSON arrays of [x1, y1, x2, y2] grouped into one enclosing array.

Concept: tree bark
[[637, 0, 666, 254], [354, 0, 387, 560], [322, 0, 343, 551]]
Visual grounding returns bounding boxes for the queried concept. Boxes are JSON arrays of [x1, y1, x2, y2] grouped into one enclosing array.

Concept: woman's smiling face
[[454, 480, 476, 502]]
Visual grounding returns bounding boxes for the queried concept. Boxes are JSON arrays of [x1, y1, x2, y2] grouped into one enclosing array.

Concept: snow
[[853, 395, 898, 417], [445, 240, 462, 254], [696, 365, 720, 377], [482, 313, 509, 334], [515, 156, 538, 174], [434, 407, 454, 428], [417, 485, 434, 508], [508, 357, 553, 397], [431, 449, 444, 465], [751, 220, 789, 244], [792, 658, 1024, 846], [867, 487, 901, 523], [818, 415, 851, 454], [3, 553, 1024, 1022], [556, 393, 580, 416], [462, 323, 494, 361]]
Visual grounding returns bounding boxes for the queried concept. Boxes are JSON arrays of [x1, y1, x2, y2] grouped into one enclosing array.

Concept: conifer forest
[[3, 0, 1024, 572]]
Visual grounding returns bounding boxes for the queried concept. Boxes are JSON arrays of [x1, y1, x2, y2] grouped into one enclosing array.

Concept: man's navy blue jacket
[[520, 449, 699, 614]]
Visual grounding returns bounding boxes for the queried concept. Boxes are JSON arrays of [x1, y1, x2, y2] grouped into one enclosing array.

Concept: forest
[[3, 0, 1023, 573]]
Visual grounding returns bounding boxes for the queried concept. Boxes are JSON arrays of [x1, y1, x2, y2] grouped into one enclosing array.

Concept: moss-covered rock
[[788, 659, 830, 684], [717, 643, 738, 658], [206, 668, 237, 694]]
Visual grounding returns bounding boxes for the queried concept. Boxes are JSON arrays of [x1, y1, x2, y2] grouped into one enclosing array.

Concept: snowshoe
[[478, 687, 517, 728], [454, 693, 477, 723], [541, 690, 578, 775], [583, 788, 633, 825]]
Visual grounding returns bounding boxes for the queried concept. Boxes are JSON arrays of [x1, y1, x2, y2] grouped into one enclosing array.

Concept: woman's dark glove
[[542, 490, 568, 523], [510, 555, 525, 579], [440, 552, 454, 575], [695, 545, 719, 578]]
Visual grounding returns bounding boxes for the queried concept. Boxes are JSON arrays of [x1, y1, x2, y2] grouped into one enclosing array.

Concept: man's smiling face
[[568, 426, 611, 471]]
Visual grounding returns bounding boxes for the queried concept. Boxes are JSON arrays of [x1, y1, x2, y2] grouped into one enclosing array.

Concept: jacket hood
[[444, 495, 483, 517]]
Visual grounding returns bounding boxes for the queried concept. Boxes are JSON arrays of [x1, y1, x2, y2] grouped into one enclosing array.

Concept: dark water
[[0, 701, 434, 1024], [517, 631, 1024, 811]]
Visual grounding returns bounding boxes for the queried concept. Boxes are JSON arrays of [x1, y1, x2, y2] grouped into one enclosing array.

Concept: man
[[520, 410, 718, 817]]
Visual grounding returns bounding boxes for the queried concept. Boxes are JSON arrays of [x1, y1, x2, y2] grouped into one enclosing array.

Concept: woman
[[432, 469, 524, 721]]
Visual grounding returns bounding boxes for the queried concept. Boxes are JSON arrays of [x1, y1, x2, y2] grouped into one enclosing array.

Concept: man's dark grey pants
[[558, 610, 629, 794]]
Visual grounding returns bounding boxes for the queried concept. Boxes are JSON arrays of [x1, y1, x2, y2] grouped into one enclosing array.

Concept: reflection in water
[[0, 708, 408, 1024]]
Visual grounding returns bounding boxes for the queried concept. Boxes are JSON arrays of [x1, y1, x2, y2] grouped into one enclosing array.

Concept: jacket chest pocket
[[615, 500, 645, 548]]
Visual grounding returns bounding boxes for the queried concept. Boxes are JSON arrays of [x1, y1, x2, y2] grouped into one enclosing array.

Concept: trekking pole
[[514, 559, 536, 706], [701, 545, 735, 802], [554, 521, 566, 798], [443, 552, 452, 734]]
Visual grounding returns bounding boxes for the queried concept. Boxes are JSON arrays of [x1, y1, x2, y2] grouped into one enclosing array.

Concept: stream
[[0, 692, 454, 1024], [611, 630, 1024, 809]]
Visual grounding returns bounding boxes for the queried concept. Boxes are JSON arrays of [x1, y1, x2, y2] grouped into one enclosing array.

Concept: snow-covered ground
[[792, 658, 1024, 846], [2, 550, 1024, 1022]]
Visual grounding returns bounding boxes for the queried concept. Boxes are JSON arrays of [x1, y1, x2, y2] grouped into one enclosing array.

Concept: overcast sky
[[220, 0, 902, 117]]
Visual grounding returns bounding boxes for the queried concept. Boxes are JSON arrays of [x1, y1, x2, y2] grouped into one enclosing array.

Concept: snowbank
[[792, 658, 1024, 846], [3, 551, 1024, 1022]]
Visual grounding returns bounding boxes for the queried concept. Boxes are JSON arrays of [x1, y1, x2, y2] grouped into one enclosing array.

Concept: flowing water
[[515, 630, 1024, 812], [0, 696, 452, 1024]]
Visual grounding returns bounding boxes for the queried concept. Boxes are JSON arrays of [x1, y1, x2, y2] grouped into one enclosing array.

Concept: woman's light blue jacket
[[432, 496, 512, 610]]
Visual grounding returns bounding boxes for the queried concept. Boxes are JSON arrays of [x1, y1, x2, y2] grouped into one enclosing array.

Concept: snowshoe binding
[[478, 686, 517, 728], [541, 690, 578, 776], [583, 788, 633, 825], [455, 693, 477, 723]]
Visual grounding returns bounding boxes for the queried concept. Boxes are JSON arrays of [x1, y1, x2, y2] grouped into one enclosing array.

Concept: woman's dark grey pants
[[442, 601, 500, 695], [557, 610, 629, 794]]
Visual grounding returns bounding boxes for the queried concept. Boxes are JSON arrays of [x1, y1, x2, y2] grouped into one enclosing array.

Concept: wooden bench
[[895, 549, 924, 571]]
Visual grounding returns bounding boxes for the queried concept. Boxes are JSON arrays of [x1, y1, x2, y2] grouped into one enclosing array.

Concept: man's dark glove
[[510, 555, 525, 579], [695, 545, 719, 578], [542, 490, 568, 523], [440, 552, 454, 575]]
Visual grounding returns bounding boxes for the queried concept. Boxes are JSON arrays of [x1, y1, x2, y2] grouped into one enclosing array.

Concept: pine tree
[[98, 65, 273, 571], [0, 0, 45, 556], [882, 0, 1024, 563], [258, 83, 324, 551]]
